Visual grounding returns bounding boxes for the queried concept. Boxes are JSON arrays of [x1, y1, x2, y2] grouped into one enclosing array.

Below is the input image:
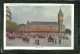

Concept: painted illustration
[[4, 3, 74, 50]]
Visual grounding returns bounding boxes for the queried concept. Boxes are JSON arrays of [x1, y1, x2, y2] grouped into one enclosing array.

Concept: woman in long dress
[[59, 37, 61, 45], [55, 37, 57, 44]]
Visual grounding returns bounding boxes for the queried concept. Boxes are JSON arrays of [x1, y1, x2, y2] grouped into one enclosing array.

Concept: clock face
[[60, 16, 63, 20]]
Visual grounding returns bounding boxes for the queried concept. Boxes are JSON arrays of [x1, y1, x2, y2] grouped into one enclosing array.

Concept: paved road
[[6, 36, 71, 47]]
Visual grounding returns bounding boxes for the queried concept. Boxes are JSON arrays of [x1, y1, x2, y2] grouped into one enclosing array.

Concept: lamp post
[[61, 24, 62, 37], [51, 24, 52, 34], [38, 25, 39, 33], [24, 26, 25, 33]]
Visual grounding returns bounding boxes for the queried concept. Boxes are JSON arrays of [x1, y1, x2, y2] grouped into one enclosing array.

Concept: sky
[[8, 5, 72, 30]]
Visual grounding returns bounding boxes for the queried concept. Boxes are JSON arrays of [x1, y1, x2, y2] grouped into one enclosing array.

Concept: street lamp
[[61, 24, 63, 37], [51, 24, 52, 34], [24, 25, 26, 33]]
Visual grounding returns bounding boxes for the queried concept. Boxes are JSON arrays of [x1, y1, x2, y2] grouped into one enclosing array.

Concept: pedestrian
[[9, 32, 12, 40], [38, 39, 39, 45], [55, 37, 57, 44], [35, 39, 37, 45], [27, 38, 29, 43], [59, 37, 61, 45], [52, 37, 54, 44]]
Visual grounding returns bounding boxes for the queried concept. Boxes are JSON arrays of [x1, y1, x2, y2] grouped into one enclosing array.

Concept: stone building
[[58, 7, 65, 32], [6, 6, 12, 21], [19, 8, 65, 33]]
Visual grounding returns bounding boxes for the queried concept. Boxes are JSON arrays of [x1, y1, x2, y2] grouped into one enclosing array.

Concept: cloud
[[9, 6, 59, 24], [64, 16, 71, 25], [9, 5, 71, 30], [65, 24, 71, 30]]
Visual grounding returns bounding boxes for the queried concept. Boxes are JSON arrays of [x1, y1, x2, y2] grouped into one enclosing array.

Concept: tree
[[6, 21, 19, 32], [65, 28, 71, 34]]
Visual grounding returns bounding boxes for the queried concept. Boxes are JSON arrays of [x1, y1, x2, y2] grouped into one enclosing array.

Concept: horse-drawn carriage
[[8, 36, 15, 40], [22, 36, 30, 43], [7, 32, 15, 40], [48, 37, 54, 42], [48, 34, 54, 42]]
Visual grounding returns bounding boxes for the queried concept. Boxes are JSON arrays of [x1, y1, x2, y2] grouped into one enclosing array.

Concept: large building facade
[[19, 8, 65, 33], [6, 6, 12, 21]]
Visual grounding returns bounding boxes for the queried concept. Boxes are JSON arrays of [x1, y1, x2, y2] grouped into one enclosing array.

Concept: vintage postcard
[[4, 3, 74, 50]]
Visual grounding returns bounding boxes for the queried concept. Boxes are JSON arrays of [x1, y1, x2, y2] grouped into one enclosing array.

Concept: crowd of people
[[6, 32, 67, 45]]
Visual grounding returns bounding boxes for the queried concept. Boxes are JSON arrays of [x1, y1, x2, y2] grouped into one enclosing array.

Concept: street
[[6, 34, 71, 47]]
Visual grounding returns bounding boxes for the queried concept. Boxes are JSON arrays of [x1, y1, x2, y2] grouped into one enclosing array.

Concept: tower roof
[[58, 7, 63, 15]]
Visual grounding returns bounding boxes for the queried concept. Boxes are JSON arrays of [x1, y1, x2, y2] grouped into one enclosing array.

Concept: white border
[[4, 3, 74, 50]]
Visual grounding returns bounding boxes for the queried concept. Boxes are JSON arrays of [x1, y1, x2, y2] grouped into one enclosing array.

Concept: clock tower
[[58, 7, 63, 32]]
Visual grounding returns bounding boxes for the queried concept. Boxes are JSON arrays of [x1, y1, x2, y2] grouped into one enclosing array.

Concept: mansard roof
[[29, 21, 58, 25], [18, 24, 25, 26]]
